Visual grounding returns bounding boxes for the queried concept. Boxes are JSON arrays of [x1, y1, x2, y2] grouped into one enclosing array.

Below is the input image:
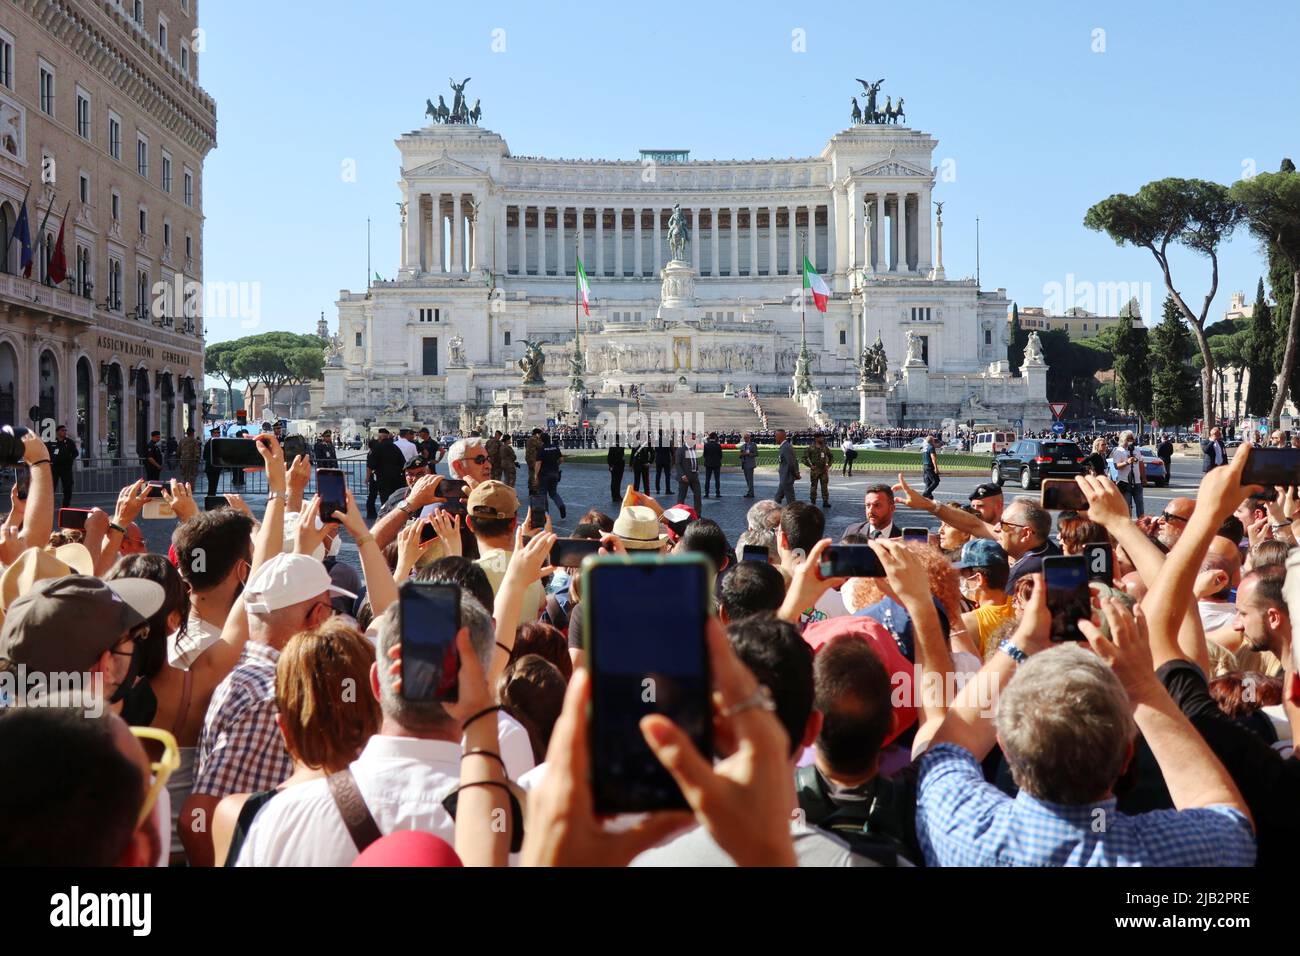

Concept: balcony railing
[[0, 272, 94, 322]]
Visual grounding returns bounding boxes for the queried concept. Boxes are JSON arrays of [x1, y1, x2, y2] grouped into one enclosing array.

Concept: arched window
[[38, 350, 58, 425]]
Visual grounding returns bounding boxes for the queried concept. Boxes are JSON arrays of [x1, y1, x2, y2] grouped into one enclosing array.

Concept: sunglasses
[[130, 726, 180, 827], [1159, 512, 1188, 524], [461, 454, 490, 465]]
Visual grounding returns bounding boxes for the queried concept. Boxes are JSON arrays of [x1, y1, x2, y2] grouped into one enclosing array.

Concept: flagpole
[[1, 182, 30, 262], [366, 217, 371, 291], [34, 191, 56, 284]]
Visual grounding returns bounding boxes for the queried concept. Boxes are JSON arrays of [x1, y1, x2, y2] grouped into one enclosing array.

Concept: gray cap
[[0, 576, 165, 673]]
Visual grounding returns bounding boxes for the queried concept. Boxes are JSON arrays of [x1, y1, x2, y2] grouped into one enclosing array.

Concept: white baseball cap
[[243, 552, 356, 614]]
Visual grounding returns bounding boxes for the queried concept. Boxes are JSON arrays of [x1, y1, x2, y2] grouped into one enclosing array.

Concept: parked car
[[971, 430, 1017, 455], [990, 439, 1086, 490], [903, 437, 929, 449], [1136, 446, 1168, 487], [852, 438, 890, 451]]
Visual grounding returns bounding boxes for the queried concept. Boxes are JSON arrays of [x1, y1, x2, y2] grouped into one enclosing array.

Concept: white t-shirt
[[167, 613, 224, 671], [394, 437, 419, 463], [1110, 446, 1139, 483]]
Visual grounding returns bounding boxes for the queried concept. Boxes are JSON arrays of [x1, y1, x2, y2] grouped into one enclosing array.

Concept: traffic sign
[[1052, 421, 1066, 435], [1049, 402, 1068, 419]]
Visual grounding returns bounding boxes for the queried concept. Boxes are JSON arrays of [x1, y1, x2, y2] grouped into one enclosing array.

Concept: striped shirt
[[916, 743, 1255, 867], [192, 642, 292, 799]]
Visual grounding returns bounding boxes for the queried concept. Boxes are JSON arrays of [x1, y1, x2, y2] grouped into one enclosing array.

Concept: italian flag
[[802, 256, 829, 313], [576, 256, 591, 316]]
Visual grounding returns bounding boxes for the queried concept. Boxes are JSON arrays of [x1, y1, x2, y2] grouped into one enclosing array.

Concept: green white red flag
[[802, 256, 829, 312]]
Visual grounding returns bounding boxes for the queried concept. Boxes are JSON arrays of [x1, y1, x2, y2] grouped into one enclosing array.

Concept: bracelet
[[461, 705, 500, 731], [265, 491, 283, 502], [1271, 522, 1289, 532], [495, 641, 513, 654], [28, 459, 51, 467], [461, 749, 506, 769], [107, 521, 127, 535], [998, 639, 1028, 665]]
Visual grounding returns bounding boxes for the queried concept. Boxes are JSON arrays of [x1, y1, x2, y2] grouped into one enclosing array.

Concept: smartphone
[[438, 477, 469, 500], [1082, 542, 1114, 584], [13, 464, 29, 501], [203, 495, 228, 511], [398, 581, 461, 703], [209, 437, 264, 469], [141, 499, 175, 520], [584, 554, 712, 814], [1044, 555, 1092, 642], [145, 481, 167, 499], [58, 507, 92, 530], [316, 468, 346, 522], [741, 544, 770, 563], [528, 505, 547, 528], [818, 544, 886, 578], [901, 527, 930, 543], [1241, 447, 1300, 487], [1041, 478, 1088, 511], [550, 537, 604, 568]]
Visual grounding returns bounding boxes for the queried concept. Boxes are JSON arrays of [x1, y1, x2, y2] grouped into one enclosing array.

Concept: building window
[[41, 151, 55, 186], [422, 338, 439, 376], [163, 221, 171, 249], [136, 270, 149, 317], [418, 307, 440, 323], [108, 259, 122, 310], [0, 32, 12, 89], [136, 134, 149, 179], [79, 172, 89, 204], [133, 0, 143, 24], [985, 329, 992, 345], [39, 63, 55, 116], [180, 45, 188, 73], [108, 114, 122, 160], [910, 306, 933, 322], [185, 234, 192, 261], [504, 330, 511, 346], [838, 330, 847, 346], [111, 190, 121, 222], [76, 88, 91, 139], [158, 18, 168, 51], [75, 245, 91, 297], [183, 168, 193, 207], [354, 331, 362, 347], [161, 151, 172, 192], [139, 207, 148, 236]]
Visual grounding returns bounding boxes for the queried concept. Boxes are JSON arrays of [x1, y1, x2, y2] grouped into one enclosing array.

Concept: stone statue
[[933, 201, 944, 219], [891, 97, 906, 125], [469, 99, 481, 124], [905, 328, 925, 365], [860, 333, 888, 385], [855, 77, 885, 123], [518, 339, 546, 385], [1024, 330, 1045, 364], [667, 203, 690, 262], [449, 334, 465, 366], [450, 77, 471, 122], [850, 98, 862, 125]]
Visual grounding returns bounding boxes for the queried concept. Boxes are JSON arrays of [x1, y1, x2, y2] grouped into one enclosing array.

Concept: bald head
[[1203, 535, 1244, 591]]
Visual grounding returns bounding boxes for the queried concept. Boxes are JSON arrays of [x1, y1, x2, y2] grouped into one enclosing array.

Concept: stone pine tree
[[1245, 277, 1275, 416], [1007, 303, 1025, 372], [1112, 304, 1152, 435], [1150, 295, 1200, 428]]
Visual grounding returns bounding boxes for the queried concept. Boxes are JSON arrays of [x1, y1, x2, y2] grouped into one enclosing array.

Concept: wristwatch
[[998, 638, 1028, 665]]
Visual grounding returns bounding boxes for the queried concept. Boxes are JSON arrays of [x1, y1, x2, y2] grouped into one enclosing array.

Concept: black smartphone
[[438, 478, 469, 500], [1241, 447, 1300, 487], [281, 434, 308, 463], [209, 437, 264, 469], [818, 544, 886, 578], [741, 544, 770, 562], [13, 464, 29, 501], [317, 468, 346, 522], [550, 537, 603, 568], [58, 507, 92, 530], [902, 527, 930, 543], [584, 554, 712, 814], [145, 481, 167, 499], [1082, 542, 1114, 584], [399, 581, 461, 703], [203, 495, 228, 511], [1044, 555, 1092, 642], [1041, 478, 1088, 511], [528, 505, 547, 527]]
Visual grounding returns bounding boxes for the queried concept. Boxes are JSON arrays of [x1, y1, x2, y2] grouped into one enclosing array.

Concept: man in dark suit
[[702, 432, 723, 498], [842, 483, 903, 540], [655, 434, 674, 494], [607, 435, 625, 503], [774, 429, 799, 505], [1156, 434, 1174, 481], [1201, 426, 1227, 473], [675, 432, 703, 512]]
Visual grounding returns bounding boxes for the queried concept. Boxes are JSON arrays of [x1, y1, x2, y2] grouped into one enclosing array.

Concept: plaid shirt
[[916, 743, 1256, 867], [192, 642, 292, 799]]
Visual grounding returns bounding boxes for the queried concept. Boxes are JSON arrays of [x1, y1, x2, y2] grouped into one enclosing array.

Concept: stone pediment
[[856, 156, 932, 180], [403, 153, 489, 180]]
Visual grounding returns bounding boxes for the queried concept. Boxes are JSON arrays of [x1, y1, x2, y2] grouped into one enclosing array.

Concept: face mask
[[959, 575, 979, 600]]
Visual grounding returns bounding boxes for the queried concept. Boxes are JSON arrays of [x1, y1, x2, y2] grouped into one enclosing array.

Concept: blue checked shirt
[[916, 744, 1256, 867], [193, 642, 292, 799]]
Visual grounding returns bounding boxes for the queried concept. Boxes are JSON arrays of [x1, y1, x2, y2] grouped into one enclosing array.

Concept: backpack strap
[[327, 768, 383, 853]]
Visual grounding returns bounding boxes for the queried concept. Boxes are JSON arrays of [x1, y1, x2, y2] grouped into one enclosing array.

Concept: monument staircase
[[576, 390, 815, 440]]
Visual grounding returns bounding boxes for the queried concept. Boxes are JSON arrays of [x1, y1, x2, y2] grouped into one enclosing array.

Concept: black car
[[990, 439, 1086, 490]]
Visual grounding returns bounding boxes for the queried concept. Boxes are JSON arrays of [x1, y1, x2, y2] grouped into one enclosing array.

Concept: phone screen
[[1041, 479, 1088, 511], [1082, 543, 1113, 584], [901, 527, 929, 543], [203, 495, 228, 511], [741, 544, 770, 562], [146, 481, 167, 499], [210, 437, 264, 469], [439, 478, 469, 500], [58, 508, 92, 530], [399, 581, 461, 702], [585, 556, 712, 814], [528, 506, 547, 527], [819, 544, 886, 578], [317, 468, 346, 522], [550, 538, 603, 568], [14, 464, 29, 501], [1241, 448, 1300, 488], [1044, 556, 1091, 642]]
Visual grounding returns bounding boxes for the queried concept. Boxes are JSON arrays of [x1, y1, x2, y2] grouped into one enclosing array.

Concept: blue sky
[[198, 0, 1299, 373]]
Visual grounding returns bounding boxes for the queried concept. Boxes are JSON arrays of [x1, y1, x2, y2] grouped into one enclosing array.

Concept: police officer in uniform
[[801, 433, 834, 509], [525, 428, 545, 495]]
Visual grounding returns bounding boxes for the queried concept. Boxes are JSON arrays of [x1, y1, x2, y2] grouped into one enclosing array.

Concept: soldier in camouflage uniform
[[525, 428, 544, 495], [801, 433, 835, 509], [485, 430, 503, 481], [499, 438, 519, 487]]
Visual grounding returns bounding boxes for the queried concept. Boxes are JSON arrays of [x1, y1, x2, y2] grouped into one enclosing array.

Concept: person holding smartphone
[[1109, 430, 1145, 518]]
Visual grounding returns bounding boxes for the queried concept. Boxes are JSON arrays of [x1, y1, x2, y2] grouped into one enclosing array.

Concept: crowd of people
[[7, 410, 1300, 869]]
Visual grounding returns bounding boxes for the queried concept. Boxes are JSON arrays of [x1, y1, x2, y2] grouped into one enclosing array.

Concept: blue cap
[[953, 539, 1009, 570]]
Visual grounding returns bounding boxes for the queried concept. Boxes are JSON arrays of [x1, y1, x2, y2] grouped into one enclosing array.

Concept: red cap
[[801, 615, 918, 746], [351, 830, 463, 868]]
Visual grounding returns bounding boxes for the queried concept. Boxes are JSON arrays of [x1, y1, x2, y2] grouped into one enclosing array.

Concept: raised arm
[[893, 473, 995, 540], [337, 488, 395, 617], [488, 527, 555, 689], [18, 432, 53, 550], [370, 474, 444, 549]]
